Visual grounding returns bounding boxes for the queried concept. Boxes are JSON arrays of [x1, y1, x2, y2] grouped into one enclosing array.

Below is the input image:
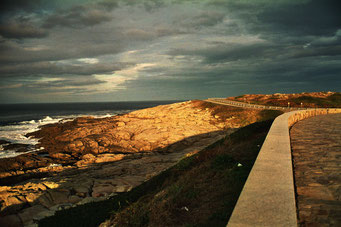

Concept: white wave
[[0, 146, 45, 159], [49, 163, 62, 168], [38, 116, 54, 123], [0, 116, 63, 146], [0, 149, 32, 159], [0, 116, 65, 159], [0, 110, 132, 159], [20, 120, 36, 125]]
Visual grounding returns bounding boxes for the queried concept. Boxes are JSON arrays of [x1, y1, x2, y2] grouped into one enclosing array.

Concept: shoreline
[[0, 99, 281, 226], [0, 100, 234, 226], [0, 113, 125, 159], [0, 100, 182, 159]]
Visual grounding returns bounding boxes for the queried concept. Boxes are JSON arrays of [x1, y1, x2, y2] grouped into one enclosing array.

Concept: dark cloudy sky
[[0, 0, 340, 103]]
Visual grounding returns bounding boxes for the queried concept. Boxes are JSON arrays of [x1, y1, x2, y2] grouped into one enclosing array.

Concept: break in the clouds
[[0, 0, 340, 103]]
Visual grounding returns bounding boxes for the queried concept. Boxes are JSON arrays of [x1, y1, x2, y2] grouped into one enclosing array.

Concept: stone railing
[[227, 108, 341, 227], [288, 108, 341, 125], [207, 98, 309, 111]]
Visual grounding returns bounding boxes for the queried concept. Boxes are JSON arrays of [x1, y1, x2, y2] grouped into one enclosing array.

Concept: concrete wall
[[207, 98, 310, 111], [288, 108, 341, 126], [227, 108, 341, 227]]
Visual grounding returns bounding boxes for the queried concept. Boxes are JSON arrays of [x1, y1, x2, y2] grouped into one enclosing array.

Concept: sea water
[[0, 101, 180, 158]]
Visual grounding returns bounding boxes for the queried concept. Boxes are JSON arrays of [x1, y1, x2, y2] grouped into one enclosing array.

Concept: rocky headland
[[228, 91, 341, 108], [0, 100, 270, 226]]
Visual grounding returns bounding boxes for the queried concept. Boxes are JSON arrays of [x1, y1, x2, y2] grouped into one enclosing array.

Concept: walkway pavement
[[290, 113, 341, 226], [206, 98, 305, 111]]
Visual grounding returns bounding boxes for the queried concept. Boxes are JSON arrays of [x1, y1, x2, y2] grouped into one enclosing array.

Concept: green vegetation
[[211, 154, 236, 170]]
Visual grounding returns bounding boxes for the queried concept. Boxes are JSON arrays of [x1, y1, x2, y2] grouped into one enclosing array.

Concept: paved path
[[206, 98, 305, 111], [290, 113, 341, 226]]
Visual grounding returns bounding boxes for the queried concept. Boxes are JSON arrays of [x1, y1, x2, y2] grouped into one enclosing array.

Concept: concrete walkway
[[227, 111, 298, 227], [290, 113, 341, 226], [221, 105, 340, 226], [206, 98, 305, 111], [205, 99, 341, 226]]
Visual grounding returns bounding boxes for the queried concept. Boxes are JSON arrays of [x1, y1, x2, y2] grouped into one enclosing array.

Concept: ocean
[[0, 100, 181, 158]]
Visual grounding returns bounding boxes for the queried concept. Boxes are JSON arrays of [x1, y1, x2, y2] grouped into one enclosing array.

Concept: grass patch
[[258, 109, 283, 121], [211, 154, 236, 170], [102, 120, 274, 227]]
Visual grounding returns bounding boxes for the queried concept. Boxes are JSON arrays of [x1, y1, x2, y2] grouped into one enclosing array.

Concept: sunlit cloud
[[94, 74, 129, 92], [77, 58, 99, 64], [114, 63, 157, 77], [0, 83, 23, 89]]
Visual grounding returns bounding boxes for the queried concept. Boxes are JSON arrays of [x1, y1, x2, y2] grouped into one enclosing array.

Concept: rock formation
[[227, 91, 341, 108], [0, 100, 259, 226]]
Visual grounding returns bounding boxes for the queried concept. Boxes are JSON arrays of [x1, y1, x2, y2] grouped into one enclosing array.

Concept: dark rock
[[2, 144, 31, 153], [0, 154, 50, 174], [0, 214, 22, 227], [18, 205, 48, 225], [0, 140, 9, 145], [49, 153, 71, 160]]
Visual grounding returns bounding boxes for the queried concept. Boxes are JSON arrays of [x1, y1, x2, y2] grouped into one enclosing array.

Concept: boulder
[[95, 154, 125, 163], [75, 153, 96, 167], [92, 184, 116, 198], [49, 153, 71, 160], [25, 192, 41, 203], [115, 184, 133, 193], [73, 185, 90, 197], [18, 205, 48, 225], [82, 153, 96, 160], [47, 189, 70, 204], [97, 137, 111, 147], [73, 140, 83, 147], [77, 197, 106, 205], [116, 122, 126, 127], [43, 182, 59, 189], [115, 131, 131, 140], [88, 140, 98, 149], [32, 209, 55, 222], [2, 196, 25, 213], [36, 193, 54, 208], [68, 195, 82, 204]]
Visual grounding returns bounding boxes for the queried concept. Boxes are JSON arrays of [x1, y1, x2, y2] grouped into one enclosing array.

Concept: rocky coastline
[[0, 100, 248, 226]]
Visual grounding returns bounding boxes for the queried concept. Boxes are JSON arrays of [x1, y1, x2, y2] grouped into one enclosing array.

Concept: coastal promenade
[[1, 98, 339, 226], [206, 98, 305, 111], [291, 113, 341, 226], [204, 98, 341, 226]]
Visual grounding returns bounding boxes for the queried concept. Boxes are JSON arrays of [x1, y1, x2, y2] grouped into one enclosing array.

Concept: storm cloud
[[0, 21, 48, 39], [43, 4, 113, 29], [0, 61, 133, 77], [0, 0, 340, 103]]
